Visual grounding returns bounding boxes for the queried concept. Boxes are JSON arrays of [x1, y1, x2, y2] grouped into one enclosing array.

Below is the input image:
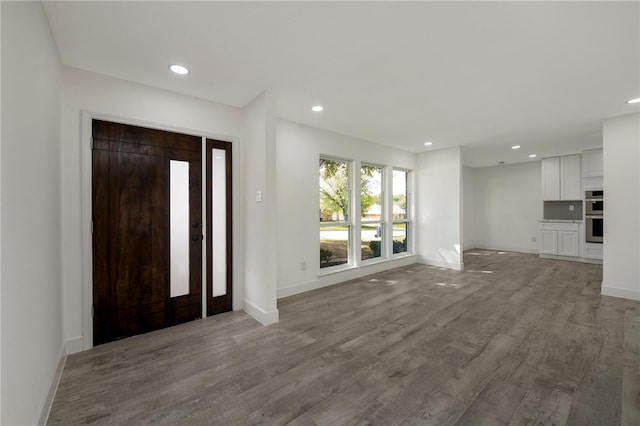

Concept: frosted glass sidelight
[[212, 149, 227, 297], [170, 160, 190, 298]]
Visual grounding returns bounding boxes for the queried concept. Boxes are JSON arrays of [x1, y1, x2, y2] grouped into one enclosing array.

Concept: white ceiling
[[43, 1, 639, 167]]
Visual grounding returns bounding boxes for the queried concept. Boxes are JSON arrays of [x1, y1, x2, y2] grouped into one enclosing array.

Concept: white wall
[[0, 3, 3, 420], [1, 2, 64, 424], [416, 147, 463, 270], [462, 166, 476, 250], [276, 120, 416, 298], [602, 112, 640, 301], [61, 67, 244, 350], [472, 161, 541, 254], [241, 93, 279, 324]]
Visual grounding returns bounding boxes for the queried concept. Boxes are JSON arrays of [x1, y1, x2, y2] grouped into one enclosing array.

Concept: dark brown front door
[[92, 120, 202, 345]]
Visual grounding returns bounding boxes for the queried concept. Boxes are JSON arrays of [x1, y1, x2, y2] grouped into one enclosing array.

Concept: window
[[392, 169, 410, 254], [319, 158, 351, 269], [360, 164, 383, 261]]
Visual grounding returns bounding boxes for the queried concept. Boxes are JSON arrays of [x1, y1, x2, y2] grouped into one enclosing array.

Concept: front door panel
[[92, 120, 202, 345]]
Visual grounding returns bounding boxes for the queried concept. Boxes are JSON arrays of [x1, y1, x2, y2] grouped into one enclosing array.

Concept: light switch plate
[[256, 190, 263, 202]]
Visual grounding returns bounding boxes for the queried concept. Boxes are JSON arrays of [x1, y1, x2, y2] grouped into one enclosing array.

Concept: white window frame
[[319, 156, 353, 273], [391, 168, 412, 256], [359, 162, 386, 264]]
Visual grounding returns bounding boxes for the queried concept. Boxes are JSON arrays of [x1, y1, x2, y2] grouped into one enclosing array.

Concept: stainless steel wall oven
[[585, 190, 603, 215], [586, 215, 603, 243], [585, 190, 603, 243]]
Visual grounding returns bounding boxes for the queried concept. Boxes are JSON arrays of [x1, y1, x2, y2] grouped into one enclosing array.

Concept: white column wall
[[416, 147, 463, 270], [241, 92, 279, 324], [462, 166, 476, 251], [1, 2, 64, 424], [0, 4, 3, 420], [602, 112, 640, 300]]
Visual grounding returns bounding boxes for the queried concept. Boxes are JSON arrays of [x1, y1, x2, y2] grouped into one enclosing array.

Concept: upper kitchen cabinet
[[541, 154, 581, 200], [560, 155, 581, 199], [582, 149, 603, 177], [542, 157, 561, 200]]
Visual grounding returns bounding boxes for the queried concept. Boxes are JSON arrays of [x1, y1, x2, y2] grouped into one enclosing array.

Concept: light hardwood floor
[[48, 250, 640, 425]]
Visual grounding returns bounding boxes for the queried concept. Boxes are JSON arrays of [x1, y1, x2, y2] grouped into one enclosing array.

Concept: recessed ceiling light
[[169, 64, 189, 75], [529, 154, 537, 158], [424, 141, 433, 146], [511, 145, 521, 149], [627, 98, 640, 104], [311, 105, 324, 112]]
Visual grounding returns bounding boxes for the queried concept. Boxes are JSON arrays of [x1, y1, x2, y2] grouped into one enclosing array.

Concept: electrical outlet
[[300, 261, 307, 271], [569, 204, 575, 211]]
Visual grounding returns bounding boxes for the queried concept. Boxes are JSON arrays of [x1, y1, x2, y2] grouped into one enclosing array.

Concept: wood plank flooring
[[48, 250, 640, 425]]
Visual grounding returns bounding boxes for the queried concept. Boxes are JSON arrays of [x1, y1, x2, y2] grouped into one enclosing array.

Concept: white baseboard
[[417, 255, 462, 271], [278, 279, 323, 299], [539, 253, 603, 264], [601, 284, 640, 301], [243, 299, 279, 325], [37, 341, 67, 425], [469, 246, 539, 255], [277, 255, 417, 299], [65, 336, 84, 355]]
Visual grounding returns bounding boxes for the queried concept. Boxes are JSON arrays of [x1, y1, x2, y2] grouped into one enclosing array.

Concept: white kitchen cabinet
[[541, 154, 581, 200], [560, 155, 581, 200], [557, 230, 579, 257], [538, 222, 580, 258], [541, 157, 560, 201], [539, 230, 558, 255], [582, 149, 603, 177], [584, 243, 603, 260]]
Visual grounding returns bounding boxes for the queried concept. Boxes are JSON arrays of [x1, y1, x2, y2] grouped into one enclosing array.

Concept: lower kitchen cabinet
[[584, 242, 603, 260], [539, 230, 558, 255], [557, 230, 579, 257], [538, 222, 580, 258]]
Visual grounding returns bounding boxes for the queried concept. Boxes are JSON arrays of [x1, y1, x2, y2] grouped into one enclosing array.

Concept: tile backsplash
[[543, 200, 583, 220]]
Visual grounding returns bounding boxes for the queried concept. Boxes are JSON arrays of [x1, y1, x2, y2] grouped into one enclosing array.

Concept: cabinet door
[[539, 230, 558, 254], [584, 243, 603, 260], [541, 157, 560, 201], [560, 154, 581, 200], [583, 149, 603, 177], [557, 231, 579, 257]]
